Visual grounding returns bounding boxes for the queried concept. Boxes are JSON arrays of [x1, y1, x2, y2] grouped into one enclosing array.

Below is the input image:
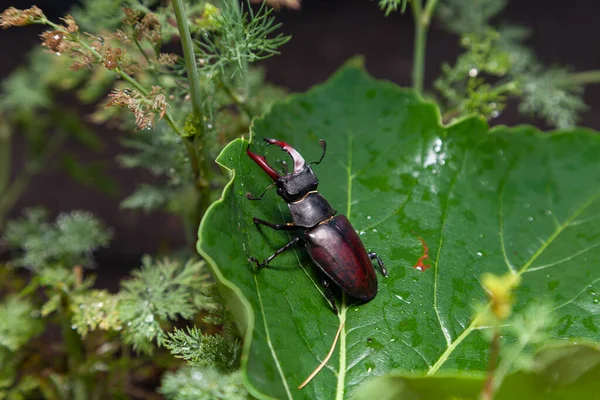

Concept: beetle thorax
[[276, 166, 319, 203]]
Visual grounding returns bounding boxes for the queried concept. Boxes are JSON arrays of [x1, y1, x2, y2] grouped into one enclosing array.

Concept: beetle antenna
[[246, 182, 276, 201], [310, 140, 327, 165]]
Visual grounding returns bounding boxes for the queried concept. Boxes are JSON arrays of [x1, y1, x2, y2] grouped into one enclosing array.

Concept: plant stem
[[61, 306, 87, 400], [171, 0, 205, 122], [410, 0, 438, 94], [172, 0, 214, 234], [563, 70, 600, 86], [0, 115, 10, 203], [482, 328, 500, 400]]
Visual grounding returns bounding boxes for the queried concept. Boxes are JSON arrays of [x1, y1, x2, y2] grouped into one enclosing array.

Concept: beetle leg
[[250, 237, 304, 269], [368, 252, 388, 277], [253, 217, 299, 231], [321, 278, 338, 314]]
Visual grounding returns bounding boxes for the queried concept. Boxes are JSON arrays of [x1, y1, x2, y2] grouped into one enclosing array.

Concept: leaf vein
[[432, 151, 467, 347], [526, 242, 600, 273], [428, 190, 600, 375]]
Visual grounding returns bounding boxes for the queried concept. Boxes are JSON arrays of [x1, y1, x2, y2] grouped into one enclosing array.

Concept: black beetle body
[[246, 138, 387, 313]]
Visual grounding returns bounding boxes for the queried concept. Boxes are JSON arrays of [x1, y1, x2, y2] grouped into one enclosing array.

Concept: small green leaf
[[199, 64, 600, 399], [164, 326, 241, 373], [41, 293, 61, 317], [0, 296, 43, 352]]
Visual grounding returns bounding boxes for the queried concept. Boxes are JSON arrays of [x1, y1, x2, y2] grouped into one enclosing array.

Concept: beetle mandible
[[246, 138, 388, 313]]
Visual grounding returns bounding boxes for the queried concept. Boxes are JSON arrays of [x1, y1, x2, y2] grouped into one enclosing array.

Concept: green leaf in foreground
[[198, 64, 600, 399], [354, 343, 600, 400]]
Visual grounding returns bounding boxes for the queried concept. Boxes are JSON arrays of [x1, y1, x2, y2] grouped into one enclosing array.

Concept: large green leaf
[[198, 63, 600, 399]]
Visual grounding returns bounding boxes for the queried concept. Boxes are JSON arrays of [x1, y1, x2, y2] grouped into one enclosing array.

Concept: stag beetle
[[246, 138, 387, 313]]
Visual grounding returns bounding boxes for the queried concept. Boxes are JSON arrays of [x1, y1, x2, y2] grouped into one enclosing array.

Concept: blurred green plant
[[1, 208, 230, 398], [0, 0, 289, 397], [379, 0, 600, 127]]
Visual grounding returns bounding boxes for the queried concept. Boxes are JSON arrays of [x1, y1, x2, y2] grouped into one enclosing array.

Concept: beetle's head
[[247, 138, 319, 203]]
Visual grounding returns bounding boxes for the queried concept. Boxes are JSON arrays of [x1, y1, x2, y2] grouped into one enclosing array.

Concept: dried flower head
[[107, 89, 132, 108], [40, 30, 67, 53], [0, 6, 44, 28], [60, 15, 78, 32], [70, 51, 94, 71], [101, 45, 125, 70], [150, 86, 168, 119], [138, 13, 161, 45], [112, 29, 131, 44], [107, 87, 168, 130], [122, 7, 141, 26], [157, 53, 178, 66]]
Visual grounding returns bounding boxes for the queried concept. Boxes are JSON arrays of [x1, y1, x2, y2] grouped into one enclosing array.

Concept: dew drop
[[594, 299, 599, 304], [359, 231, 366, 236], [145, 314, 155, 323], [527, 216, 534, 222], [469, 68, 478, 77], [192, 371, 203, 381], [476, 251, 483, 257], [367, 215, 372, 220], [433, 138, 442, 153]]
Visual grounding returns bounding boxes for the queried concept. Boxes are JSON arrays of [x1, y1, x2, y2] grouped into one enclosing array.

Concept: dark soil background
[[2, 0, 599, 288]]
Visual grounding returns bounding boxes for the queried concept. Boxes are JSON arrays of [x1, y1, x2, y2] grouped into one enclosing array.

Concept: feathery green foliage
[[437, 0, 506, 35], [71, 290, 123, 336], [434, 0, 591, 127], [159, 366, 247, 400], [119, 257, 216, 352], [193, 1, 290, 77], [377, 0, 408, 16], [164, 326, 241, 372], [519, 67, 587, 128], [0, 296, 44, 352], [3, 208, 112, 271]]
